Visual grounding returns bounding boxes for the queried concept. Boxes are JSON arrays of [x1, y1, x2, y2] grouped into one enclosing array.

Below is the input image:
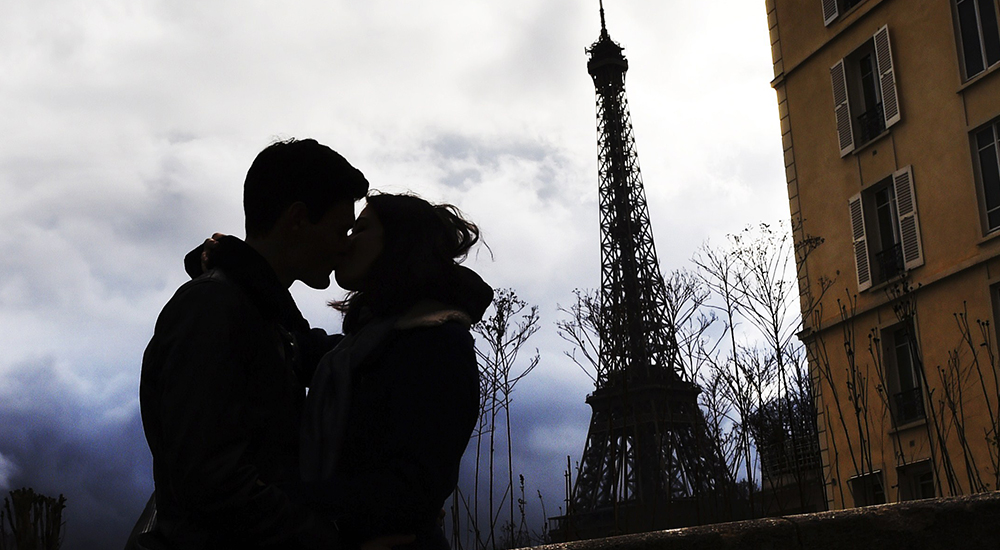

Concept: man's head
[[243, 138, 368, 289]]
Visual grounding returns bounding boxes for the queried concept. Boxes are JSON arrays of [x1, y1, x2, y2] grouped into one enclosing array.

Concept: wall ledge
[[530, 492, 1000, 550]]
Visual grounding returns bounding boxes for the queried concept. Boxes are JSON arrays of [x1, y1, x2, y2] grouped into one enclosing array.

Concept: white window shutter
[[874, 26, 901, 128], [831, 59, 855, 157], [822, 0, 839, 26], [849, 193, 872, 291], [893, 166, 924, 270]]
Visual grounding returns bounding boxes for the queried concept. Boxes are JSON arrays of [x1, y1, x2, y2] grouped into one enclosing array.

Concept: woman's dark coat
[[300, 278, 492, 550]]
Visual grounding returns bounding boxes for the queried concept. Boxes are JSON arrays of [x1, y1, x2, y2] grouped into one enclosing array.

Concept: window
[[974, 119, 1000, 233], [831, 26, 901, 157], [955, 0, 1000, 79], [897, 460, 935, 501], [848, 471, 886, 506], [823, 0, 867, 26], [849, 166, 924, 291], [881, 321, 925, 426]]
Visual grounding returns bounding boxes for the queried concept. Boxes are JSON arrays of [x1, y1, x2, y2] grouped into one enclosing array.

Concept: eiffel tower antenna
[[599, 0, 607, 35], [552, 3, 735, 541]]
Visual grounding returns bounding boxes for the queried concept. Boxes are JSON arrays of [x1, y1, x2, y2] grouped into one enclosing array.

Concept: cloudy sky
[[0, 1, 786, 547]]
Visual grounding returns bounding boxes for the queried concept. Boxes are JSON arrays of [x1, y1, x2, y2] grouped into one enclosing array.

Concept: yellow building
[[767, 0, 1000, 509]]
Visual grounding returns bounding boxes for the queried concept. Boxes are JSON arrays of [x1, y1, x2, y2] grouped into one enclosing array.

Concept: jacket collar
[[207, 236, 309, 332], [431, 265, 494, 324]]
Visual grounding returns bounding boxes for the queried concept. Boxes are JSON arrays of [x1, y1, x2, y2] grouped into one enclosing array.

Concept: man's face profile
[[296, 200, 356, 290]]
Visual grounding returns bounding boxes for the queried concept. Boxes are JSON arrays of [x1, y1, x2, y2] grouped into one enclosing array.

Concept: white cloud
[[0, 452, 17, 491]]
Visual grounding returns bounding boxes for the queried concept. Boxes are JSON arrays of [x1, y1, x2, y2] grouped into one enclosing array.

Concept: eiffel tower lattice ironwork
[[555, 3, 734, 541]]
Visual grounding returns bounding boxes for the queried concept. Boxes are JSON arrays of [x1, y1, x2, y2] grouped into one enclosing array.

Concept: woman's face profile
[[335, 204, 385, 291]]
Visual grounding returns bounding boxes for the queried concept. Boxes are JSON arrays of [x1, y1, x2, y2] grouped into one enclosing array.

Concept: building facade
[[767, 0, 1000, 509]]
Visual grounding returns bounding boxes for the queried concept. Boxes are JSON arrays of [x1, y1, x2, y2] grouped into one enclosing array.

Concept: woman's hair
[[332, 192, 481, 332]]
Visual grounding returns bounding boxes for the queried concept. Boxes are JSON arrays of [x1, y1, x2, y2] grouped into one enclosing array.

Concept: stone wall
[[531, 492, 1000, 550]]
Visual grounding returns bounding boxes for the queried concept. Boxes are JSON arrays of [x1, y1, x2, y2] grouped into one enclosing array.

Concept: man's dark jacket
[[139, 239, 334, 549]]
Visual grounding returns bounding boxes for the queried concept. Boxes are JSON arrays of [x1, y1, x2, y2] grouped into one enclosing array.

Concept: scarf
[[299, 315, 398, 483]]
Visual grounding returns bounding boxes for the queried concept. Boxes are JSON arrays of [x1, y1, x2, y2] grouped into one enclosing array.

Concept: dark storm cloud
[[453, 366, 594, 534], [0, 410, 151, 550], [0, 135, 233, 550], [0, 356, 151, 550]]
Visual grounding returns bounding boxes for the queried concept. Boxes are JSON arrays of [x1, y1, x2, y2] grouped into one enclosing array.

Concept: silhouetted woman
[[298, 193, 492, 550]]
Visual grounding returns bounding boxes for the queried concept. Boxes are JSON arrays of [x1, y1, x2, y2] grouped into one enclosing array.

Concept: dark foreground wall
[[532, 492, 1000, 550]]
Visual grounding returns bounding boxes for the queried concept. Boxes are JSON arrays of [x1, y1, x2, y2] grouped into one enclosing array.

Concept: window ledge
[[978, 229, 1000, 246], [976, 227, 1000, 246], [867, 278, 894, 293], [864, 270, 909, 293], [889, 417, 927, 435], [853, 129, 891, 158], [958, 62, 1000, 94]]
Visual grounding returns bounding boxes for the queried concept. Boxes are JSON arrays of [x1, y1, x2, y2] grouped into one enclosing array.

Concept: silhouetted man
[[137, 139, 366, 549]]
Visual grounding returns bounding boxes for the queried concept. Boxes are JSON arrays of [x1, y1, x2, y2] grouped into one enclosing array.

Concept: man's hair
[[244, 138, 369, 237]]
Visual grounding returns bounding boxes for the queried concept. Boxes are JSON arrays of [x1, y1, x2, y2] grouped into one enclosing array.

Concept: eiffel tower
[[552, 3, 734, 541]]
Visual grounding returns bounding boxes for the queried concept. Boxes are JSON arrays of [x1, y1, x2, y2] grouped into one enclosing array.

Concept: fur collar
[[395, 299, 473, 330]]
